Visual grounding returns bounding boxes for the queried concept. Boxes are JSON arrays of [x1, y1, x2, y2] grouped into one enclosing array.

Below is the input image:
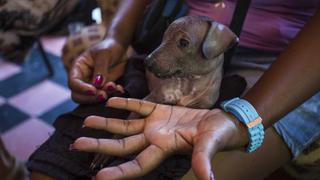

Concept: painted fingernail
[[81, 124, 86, 128], [210, 171, 215, 180], [86, 90, 95, 96], [69, 144, 78, 151], [93, 74, 103, 86], [97, 95, 106, 102], [106, 85, 115, 91]]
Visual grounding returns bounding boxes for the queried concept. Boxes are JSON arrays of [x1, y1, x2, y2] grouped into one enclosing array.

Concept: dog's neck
[[177, 66, 222, 108], [146, 57, 224, 109]]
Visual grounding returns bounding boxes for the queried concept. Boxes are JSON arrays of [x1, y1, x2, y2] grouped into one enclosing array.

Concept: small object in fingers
[[97, 95, 106, 102], [93, 74, 103, 87], [86, 90, 96, 96], [116, 85, 125, 93]]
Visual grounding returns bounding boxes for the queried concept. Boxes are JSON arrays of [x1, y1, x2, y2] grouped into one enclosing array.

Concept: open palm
[[73, 97, 247, 180]]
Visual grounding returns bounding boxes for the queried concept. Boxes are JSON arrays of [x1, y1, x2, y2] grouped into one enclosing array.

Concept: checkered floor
[[0, 37, 77, 161]]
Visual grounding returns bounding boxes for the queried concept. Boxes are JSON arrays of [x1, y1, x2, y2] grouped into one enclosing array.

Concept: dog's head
[[145, 16, 238, 79]]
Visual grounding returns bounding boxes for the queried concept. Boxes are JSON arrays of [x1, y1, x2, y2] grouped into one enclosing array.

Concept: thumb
[[90, 38, 126, 88], [91, 51, 111, 88], [192, 133, 219, 180]]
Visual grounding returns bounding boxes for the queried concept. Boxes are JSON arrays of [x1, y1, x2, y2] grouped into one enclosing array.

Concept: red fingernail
[[97, 95, 106, 102], [210, 171, 215, 180], [106, 85, 115, 91], [93, 75, 103, 86], [69, 144, 78, 151], [86, 90, 95, 96]]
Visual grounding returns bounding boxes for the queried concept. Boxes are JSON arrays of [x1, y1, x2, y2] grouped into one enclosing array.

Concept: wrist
[[224, 112, 250, 150], [204, 110, 249, 151]]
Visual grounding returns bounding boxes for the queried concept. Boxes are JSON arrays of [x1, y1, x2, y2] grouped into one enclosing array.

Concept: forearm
[[106, 0, 150, 48], [243, 10, 320, 128]]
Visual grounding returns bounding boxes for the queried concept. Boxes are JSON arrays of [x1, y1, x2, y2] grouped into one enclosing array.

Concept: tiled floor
[[0, 36, 77, 161]]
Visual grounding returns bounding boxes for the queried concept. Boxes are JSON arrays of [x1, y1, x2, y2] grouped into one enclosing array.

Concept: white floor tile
[[0, 60, 21, 81], [8, 80, 71, 116], [1, 118, 54, 161]]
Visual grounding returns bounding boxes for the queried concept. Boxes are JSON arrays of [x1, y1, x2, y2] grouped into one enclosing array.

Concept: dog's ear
[[202, 21, 239, 59]]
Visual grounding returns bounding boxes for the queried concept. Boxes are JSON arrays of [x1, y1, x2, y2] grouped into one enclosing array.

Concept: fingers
[[107, 97, 157, 116], [192, 133, 219, 180], [83, 116, 145, 135], [73, 134, 148, 156], [96, 145, 167, 180], [103, 82, 125, 94], [69, 67, 97, 95], [95, 89, 108, 102], [91, 50, 110, 88], [91, 38, 127, 86], [68, 54, 97, 96], [68, 40, 126, 104]]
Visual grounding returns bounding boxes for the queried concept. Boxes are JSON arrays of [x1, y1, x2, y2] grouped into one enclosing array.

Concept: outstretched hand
[[72, 97, 248, 180]]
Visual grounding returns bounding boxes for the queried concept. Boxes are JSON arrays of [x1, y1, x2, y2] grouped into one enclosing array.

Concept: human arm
[[106, 0, 150, 48], [244, 10, 320, 128], [68, 0, 149, 103]]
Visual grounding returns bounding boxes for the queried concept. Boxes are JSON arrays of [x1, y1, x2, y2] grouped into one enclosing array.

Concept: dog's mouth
[[150, 69, 201, 79]]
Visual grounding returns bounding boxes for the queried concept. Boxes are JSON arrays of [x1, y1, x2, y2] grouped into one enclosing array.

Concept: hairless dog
[[145, 16, 238, 108]]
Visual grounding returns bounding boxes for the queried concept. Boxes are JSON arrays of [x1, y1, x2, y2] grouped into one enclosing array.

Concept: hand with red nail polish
[[68, 38, 129, 104]]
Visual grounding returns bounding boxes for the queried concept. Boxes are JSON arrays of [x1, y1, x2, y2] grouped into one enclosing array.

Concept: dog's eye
[[178, 38, 189, 49]]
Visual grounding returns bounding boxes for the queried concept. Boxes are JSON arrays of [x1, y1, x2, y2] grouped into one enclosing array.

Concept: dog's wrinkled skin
[[145, 16, 238, 108]]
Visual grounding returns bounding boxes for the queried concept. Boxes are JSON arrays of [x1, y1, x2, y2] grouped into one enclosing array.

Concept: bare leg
[[182, 127, 291, 180]]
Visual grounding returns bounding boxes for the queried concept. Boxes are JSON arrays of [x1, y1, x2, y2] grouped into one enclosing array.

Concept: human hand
[[72, 98, 249, 180], [68, 38, 127, 104]]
